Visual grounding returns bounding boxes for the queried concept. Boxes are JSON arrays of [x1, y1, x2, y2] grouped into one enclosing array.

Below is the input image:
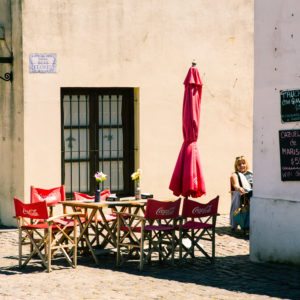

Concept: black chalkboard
[[280, 89, 300, 122], [279, 129, 300, 181]]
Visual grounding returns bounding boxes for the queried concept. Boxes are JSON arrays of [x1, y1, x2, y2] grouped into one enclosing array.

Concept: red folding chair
[[73, 190, 110, 201], [116, 198, 181, 270], [179, 196, 219, 263], [14, 197, 81, 272], [28, 186, 70, 253]]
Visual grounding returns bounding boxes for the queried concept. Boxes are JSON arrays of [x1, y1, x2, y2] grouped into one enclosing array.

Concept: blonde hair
[[234, 156, 249, 172]]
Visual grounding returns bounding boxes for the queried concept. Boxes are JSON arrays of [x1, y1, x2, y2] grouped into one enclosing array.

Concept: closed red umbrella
[[169, 64, 206, 198]]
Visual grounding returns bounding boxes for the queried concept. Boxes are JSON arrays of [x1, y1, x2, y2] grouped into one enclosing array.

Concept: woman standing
[[230, 156, 253, 231]]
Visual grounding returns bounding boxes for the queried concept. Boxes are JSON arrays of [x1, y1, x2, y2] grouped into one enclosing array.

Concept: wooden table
[[62, 199, 147, 264]]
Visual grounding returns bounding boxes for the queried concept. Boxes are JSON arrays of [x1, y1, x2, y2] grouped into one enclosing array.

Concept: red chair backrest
[[73, 189, 110, 201], [30, 185, 66, 205], [100, 189, 110, 200], [73, 192, 94, 200], [182, 196, 219, 218], [14, 197, 49, 220], [144, 198, 181, 220]]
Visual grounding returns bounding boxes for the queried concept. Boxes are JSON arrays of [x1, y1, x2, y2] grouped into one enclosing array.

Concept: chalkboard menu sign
[[279, 129, 300, 181], [280, 89, 300, 122]]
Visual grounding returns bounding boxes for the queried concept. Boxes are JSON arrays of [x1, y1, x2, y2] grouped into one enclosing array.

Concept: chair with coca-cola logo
[[28, 186, 68, 253], [179, 196, 219, 263], [31, 185, 66, 215], [116, 198, 181, 270], [29, 185, 73, 254], [14, 197, 82, 272]]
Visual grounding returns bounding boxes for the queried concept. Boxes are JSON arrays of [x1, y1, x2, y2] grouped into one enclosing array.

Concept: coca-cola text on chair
[[179, 196, 219, 262], [116, 198, 181, 270], [30, 185, 66, 215], [14, 197, 81, 272]]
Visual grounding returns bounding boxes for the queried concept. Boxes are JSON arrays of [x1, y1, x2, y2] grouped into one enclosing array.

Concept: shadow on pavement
[[2, 251, 299, 299], [104, 255, 300, 299], [1, 224, 299, 299], [216, 226, 249, 240], [84, 252, 300, 300]]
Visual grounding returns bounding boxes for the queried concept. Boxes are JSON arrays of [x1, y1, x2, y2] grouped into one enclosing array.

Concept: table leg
[[98, 208, 118, 248], [75, 208, 99, 264]]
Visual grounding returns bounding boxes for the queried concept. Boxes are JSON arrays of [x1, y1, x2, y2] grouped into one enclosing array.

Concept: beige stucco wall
[[1, 0, 253, 225], [0, 0, 23, 226]]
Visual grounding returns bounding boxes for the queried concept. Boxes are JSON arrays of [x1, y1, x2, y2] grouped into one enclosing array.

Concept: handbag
[[236, 172, 252, 205], [233, 205, 249, 229]]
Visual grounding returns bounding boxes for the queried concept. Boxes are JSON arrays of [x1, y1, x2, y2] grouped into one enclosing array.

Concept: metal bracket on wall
[[0, 71, 13, 81], [0, 57, 13, 82]]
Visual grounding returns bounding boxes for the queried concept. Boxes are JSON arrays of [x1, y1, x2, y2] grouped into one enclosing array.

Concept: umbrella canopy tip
[[192, 59, 197, 67]]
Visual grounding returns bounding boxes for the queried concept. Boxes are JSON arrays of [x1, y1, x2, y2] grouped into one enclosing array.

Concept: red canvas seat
[[182, 221, 213, 230], [116, 198, 181, 270], [14, 198, 81, 272], [179, 196, 219, 262]]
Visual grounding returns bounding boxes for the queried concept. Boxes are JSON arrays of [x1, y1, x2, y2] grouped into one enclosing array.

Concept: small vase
[[95, 189, 101, 202], [135, 182, 141, 200]]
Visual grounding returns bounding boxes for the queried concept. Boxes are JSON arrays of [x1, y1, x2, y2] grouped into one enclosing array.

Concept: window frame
[[61, 87, 135, 198]]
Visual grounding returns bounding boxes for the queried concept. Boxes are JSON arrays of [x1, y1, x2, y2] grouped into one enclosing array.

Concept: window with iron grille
[[61, 88, 135, 198]]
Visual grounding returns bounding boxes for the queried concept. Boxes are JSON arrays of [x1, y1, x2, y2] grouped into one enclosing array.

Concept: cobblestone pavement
[[0, 215, 299, 300]]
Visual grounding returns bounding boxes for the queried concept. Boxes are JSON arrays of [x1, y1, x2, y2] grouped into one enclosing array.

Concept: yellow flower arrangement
[[131, 169, 141, 181]]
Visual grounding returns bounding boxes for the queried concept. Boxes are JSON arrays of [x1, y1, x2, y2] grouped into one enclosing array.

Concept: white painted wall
[[1, 0, 254, 225], [251, 0, 300, 264]]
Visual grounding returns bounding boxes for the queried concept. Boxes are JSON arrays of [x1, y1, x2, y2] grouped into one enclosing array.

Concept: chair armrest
[[47, 212, 84, 222]]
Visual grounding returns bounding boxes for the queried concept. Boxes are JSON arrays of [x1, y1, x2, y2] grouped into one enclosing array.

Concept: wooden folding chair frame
[[14, 198, 82, 272], [179, 214, 218, 261], [116, 199, 181, 271], [179, 196, 219, 263]]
